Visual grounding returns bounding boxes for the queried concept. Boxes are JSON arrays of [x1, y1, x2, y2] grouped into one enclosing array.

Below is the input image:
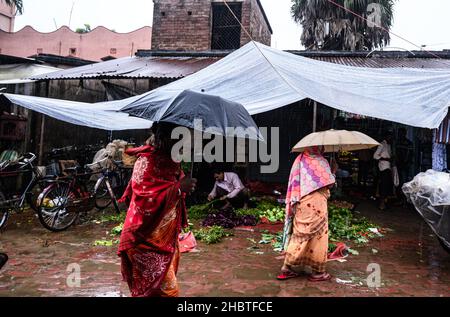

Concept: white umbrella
[[292, 129, 380, 153]]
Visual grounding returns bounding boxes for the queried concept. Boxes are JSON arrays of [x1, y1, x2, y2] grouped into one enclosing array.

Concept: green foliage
[[291, 0, 396, 50], [76, 24, 92, 34], [193, 226, 232, 244], [4, 0, 23, 14]]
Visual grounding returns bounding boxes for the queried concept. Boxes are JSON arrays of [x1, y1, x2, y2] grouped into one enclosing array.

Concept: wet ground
[[0, 200, 449, 297]]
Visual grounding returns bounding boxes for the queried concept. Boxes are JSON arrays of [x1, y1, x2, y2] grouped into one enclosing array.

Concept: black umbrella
[[120, 89, 263, 141]]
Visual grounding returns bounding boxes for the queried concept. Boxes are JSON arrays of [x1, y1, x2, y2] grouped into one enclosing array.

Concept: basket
[[122, 144, 137, 167]]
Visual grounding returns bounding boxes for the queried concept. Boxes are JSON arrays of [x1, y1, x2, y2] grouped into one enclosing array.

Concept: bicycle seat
[[42, 175, 57, 180], [64, 166, 83, 174]]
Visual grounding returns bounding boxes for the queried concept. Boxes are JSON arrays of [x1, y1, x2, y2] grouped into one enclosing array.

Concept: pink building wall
[[0, 25, 152, 61], [0, 1, 15, 32]]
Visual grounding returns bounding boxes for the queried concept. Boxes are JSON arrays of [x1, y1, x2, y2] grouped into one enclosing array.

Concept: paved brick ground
[[0, 200, 449, 297]]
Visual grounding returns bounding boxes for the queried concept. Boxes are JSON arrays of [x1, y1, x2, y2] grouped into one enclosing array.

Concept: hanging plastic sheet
[[403, 170, 450, 249]]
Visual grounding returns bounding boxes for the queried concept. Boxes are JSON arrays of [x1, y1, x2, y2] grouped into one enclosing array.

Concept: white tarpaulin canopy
[[2, 41, 450, 130], [2, 93, 152, 130]]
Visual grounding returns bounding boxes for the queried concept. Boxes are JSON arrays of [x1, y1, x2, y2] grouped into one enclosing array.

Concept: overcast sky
[[13, 0, 450, 51]]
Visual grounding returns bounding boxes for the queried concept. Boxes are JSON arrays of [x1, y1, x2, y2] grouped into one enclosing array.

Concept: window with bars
[[211, 2, 242, 50]]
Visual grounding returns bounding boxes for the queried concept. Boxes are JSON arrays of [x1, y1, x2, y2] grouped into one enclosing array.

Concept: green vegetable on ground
[[193, 226, 232, 244], [94, 239, 119, 246], [110, 223, 124, 236], [97, 212, 127, 224]]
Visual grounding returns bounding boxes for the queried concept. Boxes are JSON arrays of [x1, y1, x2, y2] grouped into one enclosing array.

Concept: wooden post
[[313, 101, 318, 132], [38, 81, 50, 166], [38, 115, 45, 166]]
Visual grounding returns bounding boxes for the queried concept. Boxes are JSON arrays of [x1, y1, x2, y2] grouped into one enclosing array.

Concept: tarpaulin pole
[[313, 101, 318, 133], [38, 80, 50, 166], [38, 115, 45, 166]]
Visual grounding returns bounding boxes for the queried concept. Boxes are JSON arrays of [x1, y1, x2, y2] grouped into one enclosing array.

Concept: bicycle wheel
[[94, 175, 118, 210], [0, 191, 9, 230], [27, 179, 47, 212], [37, 182, 79, 232]]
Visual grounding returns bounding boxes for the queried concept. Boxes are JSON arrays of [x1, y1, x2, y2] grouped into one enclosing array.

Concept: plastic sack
[[402, 170, 450, 248], [392, 166, 400, 187], [179, 232, 197, 253]]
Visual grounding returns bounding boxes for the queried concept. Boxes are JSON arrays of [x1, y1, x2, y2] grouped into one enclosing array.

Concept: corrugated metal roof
[[0, 54, 42, 65], [31, 55, 220, 80], [309, 56, 450, 68], [31, 49, 450, 81]]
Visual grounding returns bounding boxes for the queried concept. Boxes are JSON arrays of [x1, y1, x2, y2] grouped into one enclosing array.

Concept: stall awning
[[3, 41, 450, 130]]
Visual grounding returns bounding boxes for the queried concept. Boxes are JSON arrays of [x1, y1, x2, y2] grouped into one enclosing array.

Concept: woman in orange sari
[[277, 146, 335, 282], [118, 122, 196, 297]]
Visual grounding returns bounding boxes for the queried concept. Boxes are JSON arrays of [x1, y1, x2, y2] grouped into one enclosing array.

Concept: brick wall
[[152, 0, 271, 51], [0, 26, 152, 61], [152, 0, 212, 51], [247, 0, 271, 46]]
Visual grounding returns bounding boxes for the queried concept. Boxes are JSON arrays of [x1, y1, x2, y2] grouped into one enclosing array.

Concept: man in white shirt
[[207, 170, 250, 209], [373, 132, 394, 210]]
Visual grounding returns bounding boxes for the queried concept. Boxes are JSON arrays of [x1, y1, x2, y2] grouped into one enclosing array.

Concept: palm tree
[[3, 0, 23, 14], [291, 0, 395, 51]]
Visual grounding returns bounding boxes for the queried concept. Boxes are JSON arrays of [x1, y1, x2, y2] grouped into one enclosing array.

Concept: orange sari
[[283, 188, 330, 273], [282, 147, 335, 274]]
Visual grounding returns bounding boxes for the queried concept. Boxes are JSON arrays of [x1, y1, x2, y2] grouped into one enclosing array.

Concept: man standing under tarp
[[374, 132, 394, 210], [395, 128, 414, 204]]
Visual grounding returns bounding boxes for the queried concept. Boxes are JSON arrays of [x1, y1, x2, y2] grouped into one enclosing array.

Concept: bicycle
[[0, 153, 54, 230], [94, 159, 132, 212], [36, 158, 127, 232]]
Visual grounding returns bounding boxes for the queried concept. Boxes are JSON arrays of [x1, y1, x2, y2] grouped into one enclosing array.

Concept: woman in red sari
[[118, 122, 196, 297]]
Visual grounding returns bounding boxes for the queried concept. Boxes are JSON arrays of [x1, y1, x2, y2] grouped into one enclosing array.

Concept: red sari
[[118, 145, 187, 297]]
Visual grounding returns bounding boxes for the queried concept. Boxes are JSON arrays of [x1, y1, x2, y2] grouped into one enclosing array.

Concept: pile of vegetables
[[258, 206, 285, 223], [328, 204, 382, 245], [192, 226, 232, 244], [201, 206, 257, 228], [255, 202, 383, 253], [236, 199, 285, 223], [188, 201, 216, 220], [187, 198, 286, 229]]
